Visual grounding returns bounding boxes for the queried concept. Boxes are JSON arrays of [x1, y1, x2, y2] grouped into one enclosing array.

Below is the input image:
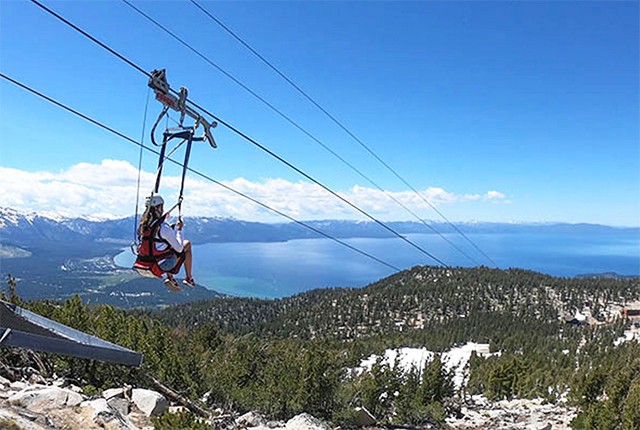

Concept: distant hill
[[156, 265, 640, 345]]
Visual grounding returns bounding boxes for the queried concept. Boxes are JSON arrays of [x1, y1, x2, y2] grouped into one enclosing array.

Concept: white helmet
[[146, 195, 164, 208]]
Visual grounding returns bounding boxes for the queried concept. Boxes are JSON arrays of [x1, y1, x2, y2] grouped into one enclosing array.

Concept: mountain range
[[0, 206, 637, 307], [1, 207, 635, 247]]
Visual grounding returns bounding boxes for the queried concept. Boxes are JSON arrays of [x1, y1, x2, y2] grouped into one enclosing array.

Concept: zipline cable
[[132, 88, 151, 246], [29, 0, 149, 77], [187, 99, 450, 266], [27, 0, 449, 267], [119, 0, 475, 265], [189, 0, 498, 268], [0, 72, 402, 273]]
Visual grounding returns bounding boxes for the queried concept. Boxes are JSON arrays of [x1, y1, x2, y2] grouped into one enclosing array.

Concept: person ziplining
[[137, 195, 195, 291], [132, 69, 218, 292]]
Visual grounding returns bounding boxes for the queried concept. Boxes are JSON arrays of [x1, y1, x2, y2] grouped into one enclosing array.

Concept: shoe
[[182, 277, 196, 288], [164, 277, 181, 292]]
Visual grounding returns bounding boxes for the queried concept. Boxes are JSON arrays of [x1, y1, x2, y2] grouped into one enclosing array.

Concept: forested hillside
[[158, 266, 638, 345]]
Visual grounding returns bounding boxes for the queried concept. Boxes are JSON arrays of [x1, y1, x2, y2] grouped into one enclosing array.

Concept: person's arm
[[159, 222, 184, 253]]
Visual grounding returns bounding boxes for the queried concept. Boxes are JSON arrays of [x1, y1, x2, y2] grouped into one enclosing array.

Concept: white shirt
[[155, 220, 185, 253]]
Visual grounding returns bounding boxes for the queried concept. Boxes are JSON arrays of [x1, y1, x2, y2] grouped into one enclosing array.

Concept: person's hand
[[177, 219, 184, 230]]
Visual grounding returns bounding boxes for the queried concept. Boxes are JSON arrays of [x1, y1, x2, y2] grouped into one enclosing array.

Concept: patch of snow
[[0, 207, 122, 228], [359, 347, 433, 374], [358, 342, 496, 389], [614, 329, 640, 346], [446, 343, 494, 388], [37, 211, 72, 222], [574, 310, 587, 322]]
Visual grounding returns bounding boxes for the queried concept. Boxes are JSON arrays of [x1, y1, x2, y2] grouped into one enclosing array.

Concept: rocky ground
[[0, 373, 332, 430], [445, 396, 578, 429], [0, 373, 578, 430], [0, 375, 154, 430]]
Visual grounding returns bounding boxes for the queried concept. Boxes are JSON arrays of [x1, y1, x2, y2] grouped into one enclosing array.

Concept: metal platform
[[0, 300, 143, 367]]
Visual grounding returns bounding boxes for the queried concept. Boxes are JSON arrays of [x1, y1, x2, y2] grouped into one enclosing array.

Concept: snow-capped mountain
[[0, 207, 389, 247], [1, 207, 85, 243], [1, 207, 634, 249], [0, 207, 138, 245]]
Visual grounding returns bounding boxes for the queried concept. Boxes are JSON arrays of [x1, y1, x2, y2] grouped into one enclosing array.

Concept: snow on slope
[[359, 342, 497, 389]]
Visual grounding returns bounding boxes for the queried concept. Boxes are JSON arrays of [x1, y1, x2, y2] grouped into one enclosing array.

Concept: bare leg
[[183, 240, 193, 279]]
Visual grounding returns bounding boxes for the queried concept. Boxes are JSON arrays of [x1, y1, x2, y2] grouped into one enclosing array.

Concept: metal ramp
[[0, 300, 143, 367]]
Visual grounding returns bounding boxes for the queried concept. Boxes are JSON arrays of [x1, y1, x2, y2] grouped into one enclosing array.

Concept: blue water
[[115, 232, 640, 298]]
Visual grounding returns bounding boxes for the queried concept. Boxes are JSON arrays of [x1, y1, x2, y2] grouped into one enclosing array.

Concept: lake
[[115, 230, 640, 298]]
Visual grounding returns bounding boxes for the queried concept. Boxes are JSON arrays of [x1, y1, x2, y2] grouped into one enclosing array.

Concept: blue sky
[[0, 0, 638, 226]]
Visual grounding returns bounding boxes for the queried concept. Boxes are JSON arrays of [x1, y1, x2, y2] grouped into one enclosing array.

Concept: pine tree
[[622, 375, 640, 430]]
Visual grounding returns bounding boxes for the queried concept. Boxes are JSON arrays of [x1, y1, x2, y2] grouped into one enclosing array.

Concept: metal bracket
[[148, 69, 217, 148]]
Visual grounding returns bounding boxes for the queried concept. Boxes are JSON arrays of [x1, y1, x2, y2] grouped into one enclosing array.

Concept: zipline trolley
[[132, 69, 218, 279]]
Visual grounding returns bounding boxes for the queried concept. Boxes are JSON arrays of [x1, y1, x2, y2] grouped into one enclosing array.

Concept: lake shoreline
[[114, 232, 640, 299]]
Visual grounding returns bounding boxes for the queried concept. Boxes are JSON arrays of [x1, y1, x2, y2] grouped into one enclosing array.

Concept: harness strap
[[177, 130, 194, 217], [154, 140, 168, 195]]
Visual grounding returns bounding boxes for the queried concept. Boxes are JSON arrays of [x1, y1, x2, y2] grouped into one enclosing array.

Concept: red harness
[[133, 217, 184, 278]]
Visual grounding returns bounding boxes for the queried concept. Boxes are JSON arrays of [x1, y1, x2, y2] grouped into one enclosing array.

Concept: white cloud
[[0, 160, 509, 221], [483, 190, 510, 204], [485, 190, 505, 200]]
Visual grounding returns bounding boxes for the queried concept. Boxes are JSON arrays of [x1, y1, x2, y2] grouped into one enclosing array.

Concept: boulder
[[9, 381, 28, 391], [81, 398, 138, 430], [9, 386, 84, 412], [131, 388, 167, 416], [285, 413, 330, 430], [237, 411, 266, 427], [107, 397, 131, 416], [103, 387, 127, 400]]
